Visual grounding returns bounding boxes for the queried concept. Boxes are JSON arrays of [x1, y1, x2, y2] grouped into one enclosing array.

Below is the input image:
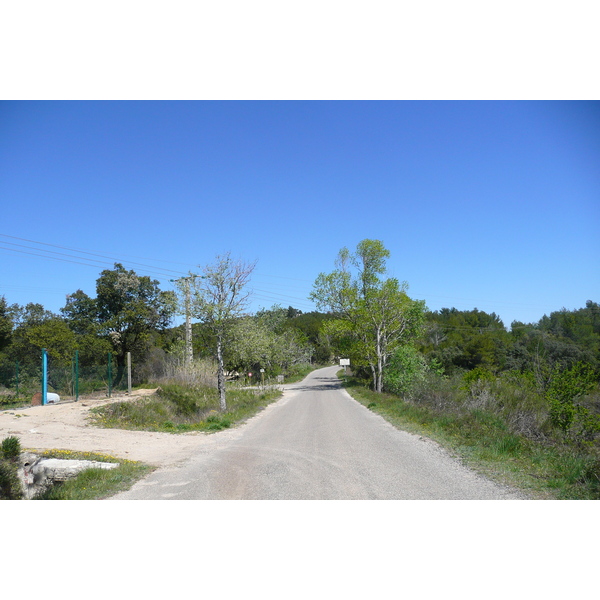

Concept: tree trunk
[[113, 353, 126, 388], [370, 363, 377, 392], [216, 334, 227, 411], [376, 351, 384, 393], [375, 327, 384, 393]]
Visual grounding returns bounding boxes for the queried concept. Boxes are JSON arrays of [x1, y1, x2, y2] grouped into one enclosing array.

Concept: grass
[[31, 449, 154, 500], [0, 395, 31, 411], [0, 445, 154, 500], [90, 381, 282, 433], [340, 373, 600, 500]]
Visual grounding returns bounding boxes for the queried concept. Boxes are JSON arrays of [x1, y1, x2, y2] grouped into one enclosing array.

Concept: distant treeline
[[419, 301, 600, 378], [2, 281, 598, 389]]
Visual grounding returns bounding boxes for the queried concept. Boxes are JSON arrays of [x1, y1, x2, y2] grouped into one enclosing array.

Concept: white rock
[[19, 453, 118, 499]]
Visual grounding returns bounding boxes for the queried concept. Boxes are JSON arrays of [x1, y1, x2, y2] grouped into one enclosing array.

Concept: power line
[[3, 233, 580, 321], [0, 240, 316, 314], [0, 234, 189, 278], [0, 245, 187, 281], [0, 233, 192, 270]]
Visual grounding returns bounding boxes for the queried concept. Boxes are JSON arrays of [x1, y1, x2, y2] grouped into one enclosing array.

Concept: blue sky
[[1, 100, 599, 328]]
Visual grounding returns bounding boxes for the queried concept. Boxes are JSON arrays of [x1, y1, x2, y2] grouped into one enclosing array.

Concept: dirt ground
[[0, 390, 226, 468]]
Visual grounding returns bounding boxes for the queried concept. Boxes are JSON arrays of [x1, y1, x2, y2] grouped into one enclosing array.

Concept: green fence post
[[107, 352, 112, 398], [74, 350, 79, 402]]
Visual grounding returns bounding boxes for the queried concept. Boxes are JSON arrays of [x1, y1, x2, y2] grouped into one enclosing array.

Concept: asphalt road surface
[[112, 366, 525, 500]]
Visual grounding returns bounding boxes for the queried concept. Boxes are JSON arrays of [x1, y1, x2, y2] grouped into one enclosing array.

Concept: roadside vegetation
[[0, 261, 329, 404], [32, 449, 153, 500], [91, 381, 282, 433], [0, 395, 29, 411], [313, 239, 600, 499], [342, 370, 600, 499], [89, 354, 317, 434], [0, 437, 151, 500], [0, 435, 23, 499]]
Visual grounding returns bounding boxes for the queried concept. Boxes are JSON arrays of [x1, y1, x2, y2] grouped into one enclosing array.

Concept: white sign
[[339, 358, 350, 366]]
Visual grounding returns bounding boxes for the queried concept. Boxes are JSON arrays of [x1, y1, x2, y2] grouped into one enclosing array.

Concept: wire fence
[[0, 351, 131, 404]]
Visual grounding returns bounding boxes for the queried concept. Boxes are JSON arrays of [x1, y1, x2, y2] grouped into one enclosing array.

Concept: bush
[[383, 345, 428, 398], [546, 362, 597, 435], [0, 461, 22, 499], [0, 436, 23, 500], [206, 413, 231, 430], [409, 372, 463, 412], [1, 435, 21, 459], [461, 366, 495, 392]]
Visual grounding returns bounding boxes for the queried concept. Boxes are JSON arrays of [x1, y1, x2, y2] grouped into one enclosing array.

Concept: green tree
[[61, 290, 98, 336], [23, 318, 77, 366], [310, 239, 426, 392], [225, 316, 272, 375], [285, 310, 335, 364], [61, 289, 112, 366], [420, 308, 510, 374], [7, 303, 64, 368], [63, 264, 176, 386], [186, 253, 256, 411], [0, 296, 13, 352], [225, 306, 314, 377], [11, 302, 56, 327], [537, 302, 600, 371]]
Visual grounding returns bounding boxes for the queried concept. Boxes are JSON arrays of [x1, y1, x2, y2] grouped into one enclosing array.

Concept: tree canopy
[[310, 239, 426, 392], [62, 263, 176, 385]]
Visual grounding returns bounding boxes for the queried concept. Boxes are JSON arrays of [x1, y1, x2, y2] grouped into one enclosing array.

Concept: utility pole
[[171, 274, 200, 368], [183, 277, 192, 367]]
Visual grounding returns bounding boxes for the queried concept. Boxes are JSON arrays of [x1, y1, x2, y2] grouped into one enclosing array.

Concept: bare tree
[[189, 253, 256, 411]]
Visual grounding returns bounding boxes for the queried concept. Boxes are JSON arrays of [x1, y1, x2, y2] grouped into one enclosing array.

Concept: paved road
[[112, 366, 525, 500]]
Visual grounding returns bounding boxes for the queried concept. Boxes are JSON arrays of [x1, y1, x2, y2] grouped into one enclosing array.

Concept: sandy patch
[[0, 390, 218, 468]]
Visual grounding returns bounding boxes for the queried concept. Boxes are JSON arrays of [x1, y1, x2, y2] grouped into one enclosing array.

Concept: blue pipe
[[42, 348, 48, 406]]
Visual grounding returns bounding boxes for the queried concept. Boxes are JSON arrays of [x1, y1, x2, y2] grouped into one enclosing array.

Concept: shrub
[[546, 362, 597, 434], [0, 436, 22, 499], [489, 372, 547, 440], [0, 460, 23, 499], [409, 372, 463, 412], [206, 413, 231, 430], [1, 435, 21, 460], [383, 345, 428, 398], [461, 366, 495, 393]]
